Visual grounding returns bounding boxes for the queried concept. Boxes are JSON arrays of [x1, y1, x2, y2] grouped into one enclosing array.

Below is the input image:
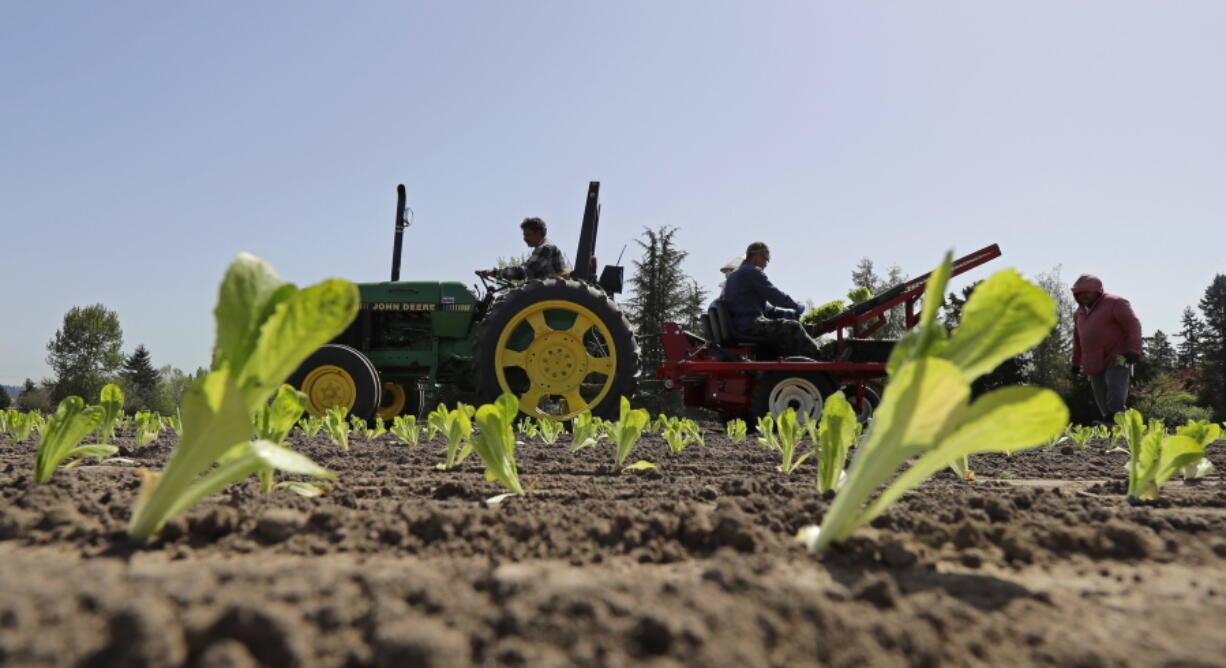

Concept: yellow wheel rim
[[493, 299, 618, 420], [302, 364, 356, 416], [378, 382, 407, 420]]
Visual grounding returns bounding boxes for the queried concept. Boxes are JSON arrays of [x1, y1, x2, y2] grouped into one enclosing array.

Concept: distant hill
[[2, 385, 22, 402]]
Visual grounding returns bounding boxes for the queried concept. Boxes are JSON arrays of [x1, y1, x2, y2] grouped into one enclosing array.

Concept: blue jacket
[[721, 261, 801, 334]]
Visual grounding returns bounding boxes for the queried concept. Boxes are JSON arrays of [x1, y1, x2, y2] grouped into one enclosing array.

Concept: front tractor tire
[[473, 278, 639, 421], [287, 344, 383, 420]]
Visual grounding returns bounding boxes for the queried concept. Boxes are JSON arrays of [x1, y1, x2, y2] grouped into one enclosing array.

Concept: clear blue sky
[[3, 2, 1224, 386]]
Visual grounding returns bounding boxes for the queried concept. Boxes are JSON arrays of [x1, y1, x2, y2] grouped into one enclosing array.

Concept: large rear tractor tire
[[473, 278, 639, 421], [286, 344, 382, 420], [750, 358, 836, 423]]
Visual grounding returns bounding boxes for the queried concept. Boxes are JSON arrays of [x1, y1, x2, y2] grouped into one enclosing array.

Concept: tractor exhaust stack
[[391, 184, 408, 281], [571, 181, 600, 282]]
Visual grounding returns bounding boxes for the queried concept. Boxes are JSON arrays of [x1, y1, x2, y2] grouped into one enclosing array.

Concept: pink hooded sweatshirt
[[1071, 274, 1142, 375]]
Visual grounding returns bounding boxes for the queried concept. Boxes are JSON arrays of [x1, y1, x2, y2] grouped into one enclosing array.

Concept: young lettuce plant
[[349, 415, 373, 441], [252, 384, 308, 492], [773, 408, 811, 473], [661, 416, 695, 453], [33, 396, 108, 483], [517, 417, 540, 441], [797, 254, 1068, 553], [569, 410, 604, 452], [324, 406, 351, 450], [390, 415, 421, 446], [96, 383, 125, 445], [608, 396, 650, 468], [426, 403, 450, 441], [1175, 419, 1220, 479], [163, 410, 183, 438], [133, 411, 163, 447], [756, 414, 778, 450], [471, 393, 525, 500], [1066, 424, 1094, 450], [127, 253, 353, 541], [297, 415, 325, 437], [436, 406, 474, 470], [726, 418, 748, 444], [813, 391, 857, 494], [684, 418, 704, 447], [536, 417, 565, 445], [7, 410, 38, 444]]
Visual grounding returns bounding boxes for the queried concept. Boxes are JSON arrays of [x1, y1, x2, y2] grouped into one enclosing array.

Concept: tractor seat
[[710, 301, 774, 347]]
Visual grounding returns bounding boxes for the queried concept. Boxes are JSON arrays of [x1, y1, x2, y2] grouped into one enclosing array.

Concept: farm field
[[2, 426, 1225, 667]]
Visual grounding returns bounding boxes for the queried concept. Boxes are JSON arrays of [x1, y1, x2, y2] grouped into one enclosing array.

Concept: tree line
[[10, 304, 204, 415]]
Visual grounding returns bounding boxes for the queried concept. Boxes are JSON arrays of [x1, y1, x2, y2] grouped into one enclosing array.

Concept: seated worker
[[476, 217, 567, 280], [721, 241, 823, 360]]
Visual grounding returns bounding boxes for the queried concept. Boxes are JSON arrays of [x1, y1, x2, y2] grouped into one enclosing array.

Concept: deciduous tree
[[46, 304, 123, 403]]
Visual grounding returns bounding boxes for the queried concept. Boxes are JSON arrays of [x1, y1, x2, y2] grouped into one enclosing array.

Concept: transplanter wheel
[[286, 344, 382, 420], [472, 278, 639, 421], [750, 359, 835, 423], [840, 383, 881, 424]]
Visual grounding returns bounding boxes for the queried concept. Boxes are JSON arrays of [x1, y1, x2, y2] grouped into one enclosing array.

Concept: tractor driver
[[477, 217, 567, 281], [722, 241, 824, 360]]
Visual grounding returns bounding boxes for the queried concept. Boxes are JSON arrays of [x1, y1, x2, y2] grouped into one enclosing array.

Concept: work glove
[[1070, 364, 1081, 376], [1122, 352, 1139, 365]]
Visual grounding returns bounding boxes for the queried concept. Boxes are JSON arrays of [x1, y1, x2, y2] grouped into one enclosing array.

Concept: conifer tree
[[624, 226, 700, 381], [1198, 274, 1226, 419], [1177, 306, 1204, 370], [121, 344, 161, 412]]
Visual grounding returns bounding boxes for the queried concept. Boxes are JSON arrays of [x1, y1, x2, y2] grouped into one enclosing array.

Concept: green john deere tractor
[[285, 182, 639, 422]]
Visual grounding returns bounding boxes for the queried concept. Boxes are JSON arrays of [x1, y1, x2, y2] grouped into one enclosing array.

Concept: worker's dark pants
[[1088, 365, 1130, 419], [748, 317, 824, 360]]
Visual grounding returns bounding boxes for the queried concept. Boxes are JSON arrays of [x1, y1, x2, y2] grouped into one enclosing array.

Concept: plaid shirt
[[497, 238, 567, 280]]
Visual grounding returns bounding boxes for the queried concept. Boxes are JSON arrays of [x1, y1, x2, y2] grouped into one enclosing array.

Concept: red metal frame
[[656, 244, 1002, 419]]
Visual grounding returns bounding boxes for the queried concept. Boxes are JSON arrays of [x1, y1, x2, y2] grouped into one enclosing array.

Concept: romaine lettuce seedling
[[163, 410, 183, 438], [471, 394, 525, 498], [726, 418, 747, 444], [390, 415, 421, 446], [436, 406, 474, 470], [607, 396, 650, 468], [772, 408, 811, 474], [661, 416, 695, 453], [324, 406, 351, 450], [536, 417, 565, 445], [96, 384, 125, 445], [33, 396, 108, 483], [756, 414, 778, 450], [252, 384, 308, 492], [426, 403, 450, 441], [797, 255, 1068, 553], [1175, 419, 1219, 479], [518, 417, 540, 440], [297, 415, 325, 437], [569, 410, 604, 452], [127, 253, 352, 540], [813, 391, 857, 494], [6, 410, 38, 443], [133, 411, 162, 447]]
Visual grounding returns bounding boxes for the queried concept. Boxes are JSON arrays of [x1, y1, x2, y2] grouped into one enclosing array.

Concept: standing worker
[[1071, 274, 1142, 424]]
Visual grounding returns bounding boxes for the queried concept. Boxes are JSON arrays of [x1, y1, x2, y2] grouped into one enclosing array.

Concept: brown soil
[[2, 427, 1225, 667]]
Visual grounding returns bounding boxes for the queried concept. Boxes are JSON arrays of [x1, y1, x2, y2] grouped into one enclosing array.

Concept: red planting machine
[[656, 244, 1002, 423]]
